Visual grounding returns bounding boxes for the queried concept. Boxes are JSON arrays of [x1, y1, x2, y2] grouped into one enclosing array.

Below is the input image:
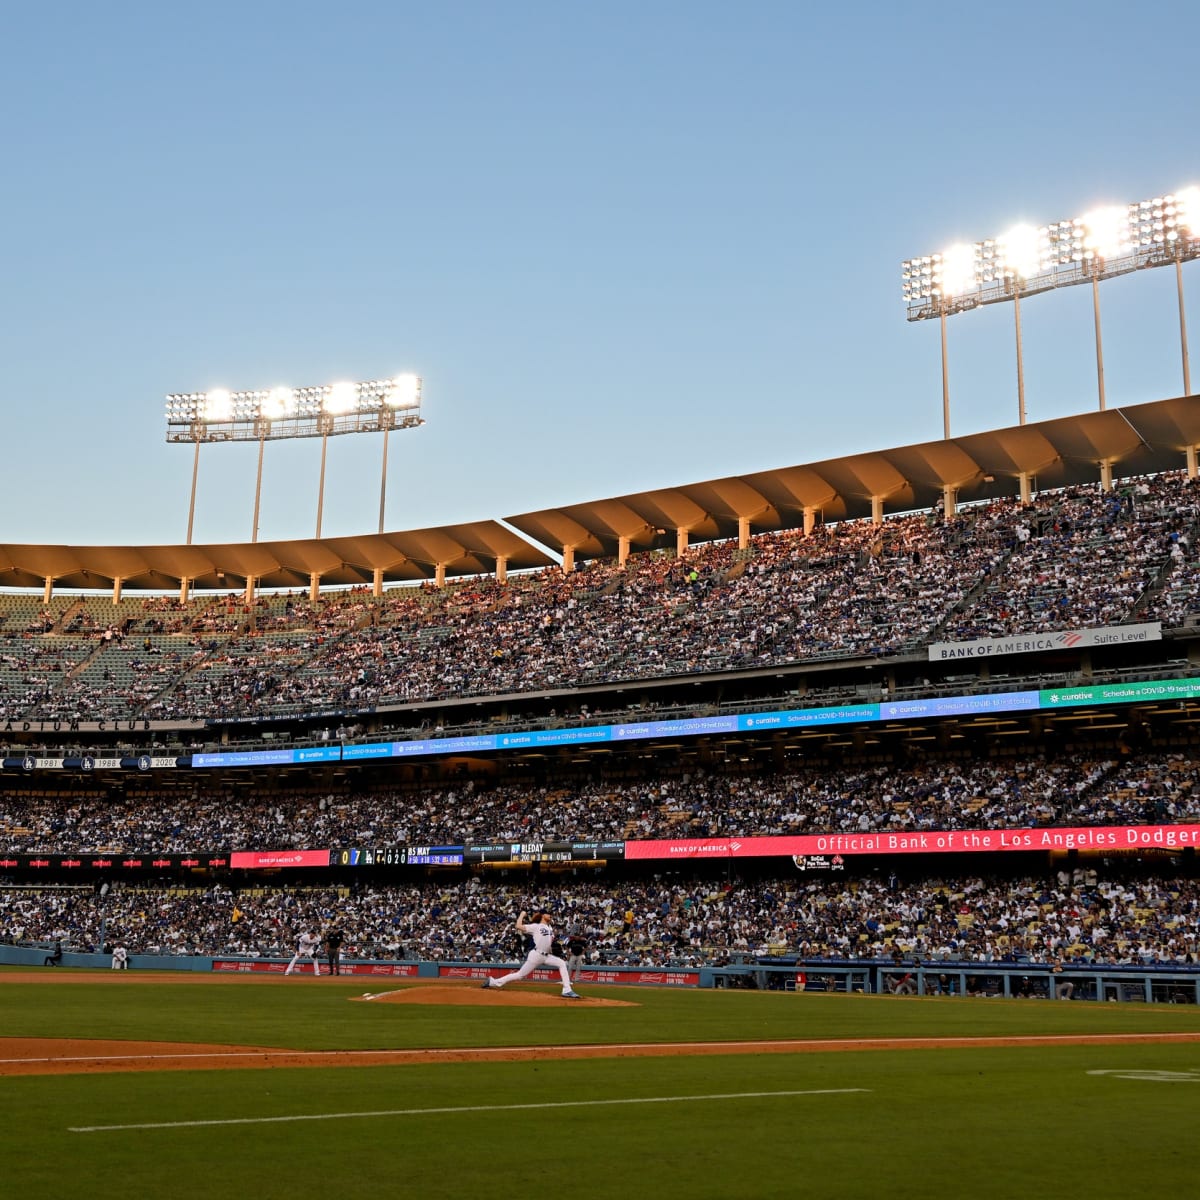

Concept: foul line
[[1, 1051, 277, 1066], [68, 1088, 869, 1133]]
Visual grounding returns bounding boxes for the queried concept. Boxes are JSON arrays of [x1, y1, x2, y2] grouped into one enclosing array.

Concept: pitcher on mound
[[481, 909, 581, 998]]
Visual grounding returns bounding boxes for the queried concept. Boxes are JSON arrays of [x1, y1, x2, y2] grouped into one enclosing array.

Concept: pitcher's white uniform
[[482, 911, 579, 997], [285, 931, 321, 975]]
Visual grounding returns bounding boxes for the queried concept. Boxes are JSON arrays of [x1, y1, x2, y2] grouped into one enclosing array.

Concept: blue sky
[[2, 2, 1197, 549]]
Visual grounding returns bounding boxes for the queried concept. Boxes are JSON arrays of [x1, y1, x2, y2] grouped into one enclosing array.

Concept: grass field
[[3, 969, 1200, 1199]]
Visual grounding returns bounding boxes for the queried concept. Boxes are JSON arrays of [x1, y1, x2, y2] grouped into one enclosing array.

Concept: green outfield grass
[[3, 971, 1199, 1199]]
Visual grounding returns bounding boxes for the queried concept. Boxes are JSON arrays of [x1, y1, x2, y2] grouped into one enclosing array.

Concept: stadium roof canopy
[[0, 523, 554, 594], [4, 394, 1200, 594], [506, 393, 1200, 560]]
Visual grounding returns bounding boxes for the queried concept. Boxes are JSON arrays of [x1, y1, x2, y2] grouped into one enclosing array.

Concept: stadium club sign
[[928, 622, 1161, 661], [0, 719, 204, 732]]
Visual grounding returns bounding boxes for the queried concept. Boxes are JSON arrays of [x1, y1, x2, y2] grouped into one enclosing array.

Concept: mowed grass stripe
[[68, 1087, 870, 1132]]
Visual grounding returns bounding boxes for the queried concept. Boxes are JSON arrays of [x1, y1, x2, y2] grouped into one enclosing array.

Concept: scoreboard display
[[467, 841, 625, 864], [328, 846, 465, 867], [331, 842, 626, 867]]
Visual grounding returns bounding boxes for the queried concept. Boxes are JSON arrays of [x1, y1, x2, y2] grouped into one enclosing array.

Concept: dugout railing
[[4, 942, 1198, 1002], [727, 960, 1200, 1003]]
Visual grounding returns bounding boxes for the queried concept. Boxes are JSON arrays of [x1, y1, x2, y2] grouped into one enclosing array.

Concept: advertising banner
[[1040, 676, 1200, 709], [0, 853, 231, 870], [441, 965, 701, 987], [929, 622, 1161, 661], [183, 669, 1200, 772], [229, 849, 332, 869], [623, 823, 1200, 860], [211, 960, 419, 976]]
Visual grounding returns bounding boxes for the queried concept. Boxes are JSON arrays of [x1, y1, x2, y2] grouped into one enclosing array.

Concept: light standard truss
[[902, 188, 1200, 319], [166, 375, 423, 443], [901, 187, 1200, 429], [166, 375, 423, 543]]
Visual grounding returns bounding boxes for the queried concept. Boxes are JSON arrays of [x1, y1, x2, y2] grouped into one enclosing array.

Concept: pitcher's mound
[[357, 984, 635, 1007]]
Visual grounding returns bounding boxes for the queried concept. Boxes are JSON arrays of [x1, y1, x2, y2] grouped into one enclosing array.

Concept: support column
[[1092, 273, 1107, 411], [315, 430, 329, 539], [244, 576, 256, 605], [1178, 256, 1192, 397], [618, 536, 630, 567], [378, 424, 391, 534], [942, 486, 957, 519], [1099, 461, 1113, 491], [562, 545, 575, 573], [940, 305, 951, 439], [676, 527, 688, 556], [495, 556, 508, 585], [252, 432, 266, 543], [373, 567, 384, 598], [1187, 446, 1198, 480], [1013, 288, 1027, 426], [186, 436, 201, 545], [737, 516, 750, 549], [112, 578, 123, 605], [871, 496, 884, 525], [309, 572, 321, 604], [803, 507, 816, 536], [180, 578, 191, 604], [1018, 472, 1032, 504], [43, 576, 53, 604], [435, 563, 446, 587]]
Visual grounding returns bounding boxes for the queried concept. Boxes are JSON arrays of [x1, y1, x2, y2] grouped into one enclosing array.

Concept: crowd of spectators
[[0, 471, 1193, 723], [5, 473, 1199, 984], [4, 869, 1196, 969], [941, 475, 1195, 639], [1, 748, 1197, 855]]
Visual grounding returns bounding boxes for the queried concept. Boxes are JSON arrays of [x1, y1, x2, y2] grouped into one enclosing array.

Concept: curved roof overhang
[[0, 522, 556, 594], [506, 394, 1200, 559], [4, 394, 1199, 592]]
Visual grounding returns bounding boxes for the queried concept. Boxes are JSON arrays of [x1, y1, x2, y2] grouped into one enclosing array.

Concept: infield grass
[[4, 970, 1200, 1049]]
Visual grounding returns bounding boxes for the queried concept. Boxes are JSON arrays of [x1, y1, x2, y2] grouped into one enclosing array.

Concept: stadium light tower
[[165, 374, 423, 543], [902, 186, 1200, 430]]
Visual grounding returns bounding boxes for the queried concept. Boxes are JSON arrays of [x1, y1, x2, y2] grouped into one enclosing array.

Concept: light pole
[[186, 433, 201, 544], [376, 375, 420, 532], [1013, 287, 1027, 425], [1178, 253, 1193, 396], [1092, 269, 1107, 411]]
